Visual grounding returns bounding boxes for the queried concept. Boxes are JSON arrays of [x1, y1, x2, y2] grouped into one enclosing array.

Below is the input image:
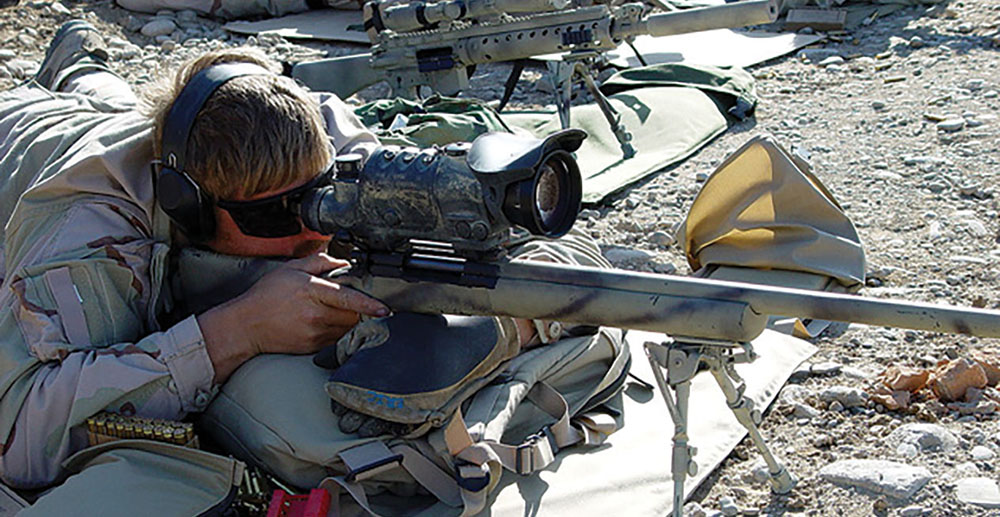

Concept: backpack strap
[[481, 382, 620, 475]]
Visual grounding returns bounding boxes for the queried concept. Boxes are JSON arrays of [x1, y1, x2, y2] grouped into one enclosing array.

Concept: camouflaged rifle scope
[[297, 129, 585, 255], [363, 0, 570, 36]]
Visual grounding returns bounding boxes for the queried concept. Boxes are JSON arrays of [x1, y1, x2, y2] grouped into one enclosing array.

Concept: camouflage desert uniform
[[0, 81, 378, 489]]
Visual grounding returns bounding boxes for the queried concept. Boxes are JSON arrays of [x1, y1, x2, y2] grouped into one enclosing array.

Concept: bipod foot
[[703, 346, 797, 496]]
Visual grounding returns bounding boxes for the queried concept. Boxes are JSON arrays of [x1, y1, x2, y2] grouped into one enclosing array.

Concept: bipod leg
[[644, 342, 700, 517], [546, 60, 574, 130], [703, 351, 797, 495], [573, 62, 636, 159]]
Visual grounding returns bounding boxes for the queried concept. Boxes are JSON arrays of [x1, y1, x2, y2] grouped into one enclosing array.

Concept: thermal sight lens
[[535, 160, 562, 229]]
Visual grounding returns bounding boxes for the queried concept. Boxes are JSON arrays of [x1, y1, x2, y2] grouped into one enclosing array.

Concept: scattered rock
[[970, 351, 1000, 386], [602, 247, 652, 264], [819, 386, 867, 408], [811, 362, 842, 376], [684, 502, 708, 517], [649, 231, 673, 246], [883, 365, 929, 392], [818, 56, 845, 67], [141, 19, 177, 38], [955, 477, 1000, 509], [971, 445, 995, 461], [819, 459, 931, 500], [930, 358, 988, 401], [793, 402, 820, 419], [779, 385, 810, 405], [718, 496, 738, 516], [937, 118, 965, 132], [887, 423, 959, 453], [897, 442, 919, 459]]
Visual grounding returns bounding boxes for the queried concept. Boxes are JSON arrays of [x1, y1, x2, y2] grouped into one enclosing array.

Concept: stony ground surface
[[2, 0, 1000, 515]]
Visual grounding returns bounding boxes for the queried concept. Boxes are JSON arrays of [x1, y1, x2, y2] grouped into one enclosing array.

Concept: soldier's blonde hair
[[142, 48, 331, 200]]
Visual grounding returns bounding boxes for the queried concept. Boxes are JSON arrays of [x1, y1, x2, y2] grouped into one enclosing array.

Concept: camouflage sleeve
[[314, 92, 381, 161], [0, 200, 215, 488]]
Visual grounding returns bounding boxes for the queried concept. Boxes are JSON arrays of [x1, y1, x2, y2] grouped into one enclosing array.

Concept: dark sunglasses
[[216, 170, 332, 238]]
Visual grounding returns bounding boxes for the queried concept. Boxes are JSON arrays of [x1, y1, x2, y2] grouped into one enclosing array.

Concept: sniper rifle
[[291, 0, 779, 157], [174, 130, 1000, 517]]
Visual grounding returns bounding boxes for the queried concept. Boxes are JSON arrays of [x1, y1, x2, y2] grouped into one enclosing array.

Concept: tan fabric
[[680, 134, 865, 288]]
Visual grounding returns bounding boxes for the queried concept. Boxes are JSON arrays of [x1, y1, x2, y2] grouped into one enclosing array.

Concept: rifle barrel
[[352, 259, 1000, 342], [616, 0, 779, 39]]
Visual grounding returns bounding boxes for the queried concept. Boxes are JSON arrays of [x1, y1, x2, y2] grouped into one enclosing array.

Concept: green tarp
[[354, 63, 758, 204]]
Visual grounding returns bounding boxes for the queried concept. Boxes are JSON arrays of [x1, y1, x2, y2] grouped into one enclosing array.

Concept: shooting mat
[[504, 87, 727, 204], [503, 63, 758, 203], [482, 328, 816, 516], [223, 9, 369, 43]]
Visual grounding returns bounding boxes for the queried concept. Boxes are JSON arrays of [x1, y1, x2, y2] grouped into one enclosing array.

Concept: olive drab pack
[[198, 324, 628, 516]]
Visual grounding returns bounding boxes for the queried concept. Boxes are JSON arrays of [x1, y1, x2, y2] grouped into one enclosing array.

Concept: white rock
[[841, 366, 873, 380], [50, 1, 71, 14], [961, 219, 989, 238], [927, 221, 944, 240], [887, 423, 959, 452], [603, 247, 652, 264], [956, 477, 1000, 509], [141, 19, 177, 38], [900, 506, 925, 517], [819, 56, 845, 67], [750, 460, 770, 484], [819, 459, 931, 499], [798, 48, 841, 63], [718, 496, 738, 517], [779, 385, 811, 405], [964, 79, 986, 90], [971, 445, 996, 461], [950, 255, 988, 265], [649, 231, 673, 246], [811, 362, 842, 376], [0, 49, 15, 61], [937, 118, 966, 132], [897, 442, 919, 459], [953, 461, 981, 477], [684, 502, 708, 517], [819, 386, 867, 408], [793, 403, 820, 419]]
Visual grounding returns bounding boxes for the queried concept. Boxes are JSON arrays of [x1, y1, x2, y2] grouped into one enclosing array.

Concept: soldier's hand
[[199, 253, 389, 382]]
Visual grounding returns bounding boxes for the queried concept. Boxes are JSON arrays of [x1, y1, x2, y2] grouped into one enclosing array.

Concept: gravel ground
[[2, 0, 1000, 515]]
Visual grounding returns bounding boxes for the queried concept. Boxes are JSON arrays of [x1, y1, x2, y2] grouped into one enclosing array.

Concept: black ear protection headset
[[154, 62, 272, 242]]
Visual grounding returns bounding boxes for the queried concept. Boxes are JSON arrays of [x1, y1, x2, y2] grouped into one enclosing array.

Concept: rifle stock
[[292, 52, 380, 100]]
